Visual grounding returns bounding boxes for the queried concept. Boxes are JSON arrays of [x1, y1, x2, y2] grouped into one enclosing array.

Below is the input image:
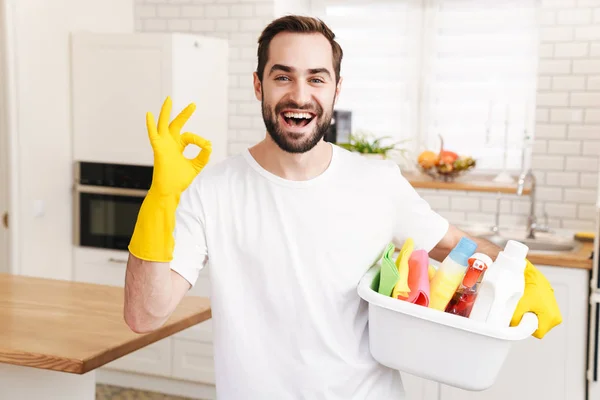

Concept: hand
[[128, 97, 212, 262], [147, 96, 212, 197], [510, 260, 562, 339]]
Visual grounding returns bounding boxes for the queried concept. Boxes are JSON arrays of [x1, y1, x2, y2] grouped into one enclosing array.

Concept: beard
[[261, 96, 334, 154]]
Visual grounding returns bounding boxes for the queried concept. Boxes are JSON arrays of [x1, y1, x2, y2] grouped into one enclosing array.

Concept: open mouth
[[281, 111, 315, 129]]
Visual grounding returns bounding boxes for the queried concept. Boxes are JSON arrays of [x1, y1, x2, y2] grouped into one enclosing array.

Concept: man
[[124, 15, 561, 399]]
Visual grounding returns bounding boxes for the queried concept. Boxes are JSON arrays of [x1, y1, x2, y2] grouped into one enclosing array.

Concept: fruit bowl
[[417, 162, 476, 182], [417, 135, 476, 182]]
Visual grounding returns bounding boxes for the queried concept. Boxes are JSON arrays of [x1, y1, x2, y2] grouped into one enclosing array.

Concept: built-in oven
[[73, 161, 153, 251]]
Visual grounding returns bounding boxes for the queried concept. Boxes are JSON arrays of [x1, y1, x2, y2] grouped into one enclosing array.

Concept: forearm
[[429, 224, 502, 262], [469, 235, 502, 260], [123, 253, 179, 333]]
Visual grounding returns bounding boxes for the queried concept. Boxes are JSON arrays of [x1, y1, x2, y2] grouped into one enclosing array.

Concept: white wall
[[275, 0, 311, 17], [6, 0, 133, 279]]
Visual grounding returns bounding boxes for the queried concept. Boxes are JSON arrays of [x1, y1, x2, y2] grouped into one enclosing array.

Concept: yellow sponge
[[574, 232, 595, 242]]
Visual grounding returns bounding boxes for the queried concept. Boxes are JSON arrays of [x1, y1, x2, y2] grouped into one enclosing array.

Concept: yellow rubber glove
[[510, 260, 562, 339], [128, 96, 212, 262]]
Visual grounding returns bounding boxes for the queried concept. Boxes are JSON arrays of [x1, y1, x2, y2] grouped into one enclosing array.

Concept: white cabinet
[[105, 338, 173, 378], [401, 372, 439, 400], [70, 32, 228, 166], [434, 265, 589, 400]]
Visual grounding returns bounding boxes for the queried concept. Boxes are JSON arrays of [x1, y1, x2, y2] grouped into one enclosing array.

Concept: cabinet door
[[401, 372, 439, 400], [172, 322, 216, 384], [73, 247, 129, 286], [172, 267, 215, 383], [439, 266, 588, 400], [71, 32, 171, 166], [102, 337, 173, 378], [171, 34, 228, 166]]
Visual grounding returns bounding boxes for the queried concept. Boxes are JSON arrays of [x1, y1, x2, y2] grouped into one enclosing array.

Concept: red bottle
[[445, 253, 492, 318]]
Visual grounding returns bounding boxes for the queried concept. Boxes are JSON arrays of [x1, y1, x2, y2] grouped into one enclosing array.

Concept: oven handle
[[75, 184, 148, 197], [108, 257, 128, 264]]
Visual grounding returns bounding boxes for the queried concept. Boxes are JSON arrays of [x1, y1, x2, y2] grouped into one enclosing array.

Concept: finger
[[533, 315, 549, 339], [146, 112, 158, 142], [169, 103, 196, 138], [181, 132, 212, 169], [157, 96, 172, 136], [509, 298, 529, 327]]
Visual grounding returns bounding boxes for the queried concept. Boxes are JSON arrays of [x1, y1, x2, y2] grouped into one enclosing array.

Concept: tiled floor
[[96, 384, 196, 400]]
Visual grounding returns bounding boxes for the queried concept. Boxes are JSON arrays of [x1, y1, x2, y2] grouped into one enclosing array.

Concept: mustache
[[275, 101, 323, 116]]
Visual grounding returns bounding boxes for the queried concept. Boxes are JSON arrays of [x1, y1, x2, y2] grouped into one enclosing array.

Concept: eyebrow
[[269, 64, 332, 79]]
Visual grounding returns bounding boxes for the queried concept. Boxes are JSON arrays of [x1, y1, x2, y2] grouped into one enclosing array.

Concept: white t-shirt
[[170, 143, 449, 400]]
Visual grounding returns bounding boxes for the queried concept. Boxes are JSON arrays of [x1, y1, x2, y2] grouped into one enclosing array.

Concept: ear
[[253, 72, 262, 101], [334, 76, 343, 105]]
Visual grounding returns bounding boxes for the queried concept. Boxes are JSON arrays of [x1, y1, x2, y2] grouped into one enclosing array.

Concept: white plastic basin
[[357, 264, 538, 391]]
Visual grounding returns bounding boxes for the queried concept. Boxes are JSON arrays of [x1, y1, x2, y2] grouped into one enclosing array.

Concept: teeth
[[283, 112, 313, 119]]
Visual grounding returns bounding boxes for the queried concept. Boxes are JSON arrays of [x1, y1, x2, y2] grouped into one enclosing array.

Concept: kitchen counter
[[527, 241, 593, 270], [459, 225, 595, 271], [0, 273, 211, 399]]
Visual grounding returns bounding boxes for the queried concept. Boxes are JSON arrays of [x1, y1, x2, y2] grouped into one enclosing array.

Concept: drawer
[[171, 337, 215, 384], [73, 247, 129, 287], [103, 337, 172, 378]]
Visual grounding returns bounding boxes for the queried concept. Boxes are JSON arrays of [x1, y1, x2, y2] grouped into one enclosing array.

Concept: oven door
[[75, 185, 147, 251]]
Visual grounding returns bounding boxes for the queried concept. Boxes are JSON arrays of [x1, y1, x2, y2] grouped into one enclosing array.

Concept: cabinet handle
[[2, 212, 7, 229], [108, 257, 127, 264], [594, 300, 599, 382]]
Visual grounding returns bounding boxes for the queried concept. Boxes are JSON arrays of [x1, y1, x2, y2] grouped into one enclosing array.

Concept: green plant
[[338, 131, 409, 156]]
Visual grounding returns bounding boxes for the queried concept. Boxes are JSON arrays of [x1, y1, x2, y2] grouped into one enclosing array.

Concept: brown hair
[[256, 15, 343, 84]]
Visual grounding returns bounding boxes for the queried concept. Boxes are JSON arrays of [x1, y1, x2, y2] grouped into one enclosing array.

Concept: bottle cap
[[449, 237, 478, 266], [495, 240, 529, 275], [462, 254, 491, 288], [504, 240, 529, 260], [470, 252, 493, 269]]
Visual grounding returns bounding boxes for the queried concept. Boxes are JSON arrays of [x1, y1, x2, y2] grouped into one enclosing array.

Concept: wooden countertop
[[404, 172, 532, 195], [0, 274, 211, 374], [527, 241, 594, 270]]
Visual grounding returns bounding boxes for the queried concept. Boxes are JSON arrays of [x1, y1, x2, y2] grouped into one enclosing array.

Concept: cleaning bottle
[[469, 240, 529, 327], [428, 237, 478, 311], [445, 253, 493, 318]]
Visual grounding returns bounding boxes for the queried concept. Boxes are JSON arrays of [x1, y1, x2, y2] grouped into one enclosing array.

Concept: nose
[[289, 80, 311, 106]]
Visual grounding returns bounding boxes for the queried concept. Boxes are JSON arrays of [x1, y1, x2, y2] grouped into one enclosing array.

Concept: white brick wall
[[135, 0, 600, 232]]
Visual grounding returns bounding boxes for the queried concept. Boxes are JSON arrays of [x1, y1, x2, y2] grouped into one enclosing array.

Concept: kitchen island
[[0, 273, 211, 400]]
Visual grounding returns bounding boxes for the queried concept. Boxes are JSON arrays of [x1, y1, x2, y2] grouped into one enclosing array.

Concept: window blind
[[418, 0, 539, 171], [312, 0, 539, 172]]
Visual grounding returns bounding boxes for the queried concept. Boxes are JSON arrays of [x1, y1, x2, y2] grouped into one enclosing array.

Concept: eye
[[310, 78, 325, 84], [275, 76, 290, 81]]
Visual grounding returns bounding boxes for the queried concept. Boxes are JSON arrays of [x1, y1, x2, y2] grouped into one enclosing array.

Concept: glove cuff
[[128, 190, 180, 262]]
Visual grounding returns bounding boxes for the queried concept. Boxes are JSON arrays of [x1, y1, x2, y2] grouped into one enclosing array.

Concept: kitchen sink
[[467, 228, 582, 253]]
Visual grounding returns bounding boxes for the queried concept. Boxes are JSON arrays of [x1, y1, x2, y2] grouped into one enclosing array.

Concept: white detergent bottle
[[468, 240, 529, 327]]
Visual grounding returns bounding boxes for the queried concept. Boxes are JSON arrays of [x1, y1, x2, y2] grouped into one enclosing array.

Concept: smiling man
[[124, 15, 562, 400]]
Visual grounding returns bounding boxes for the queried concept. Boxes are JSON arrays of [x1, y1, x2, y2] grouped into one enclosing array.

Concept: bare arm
[[429, 224, 502, 263], [123, 253, 192, 333]]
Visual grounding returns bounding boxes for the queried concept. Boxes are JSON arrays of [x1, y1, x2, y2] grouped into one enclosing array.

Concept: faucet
[[516, 169, 550, 239]]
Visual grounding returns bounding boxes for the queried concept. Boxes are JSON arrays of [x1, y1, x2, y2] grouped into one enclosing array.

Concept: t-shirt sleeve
[[170, 176, 209, 287], [388, 163, 450, 252]]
